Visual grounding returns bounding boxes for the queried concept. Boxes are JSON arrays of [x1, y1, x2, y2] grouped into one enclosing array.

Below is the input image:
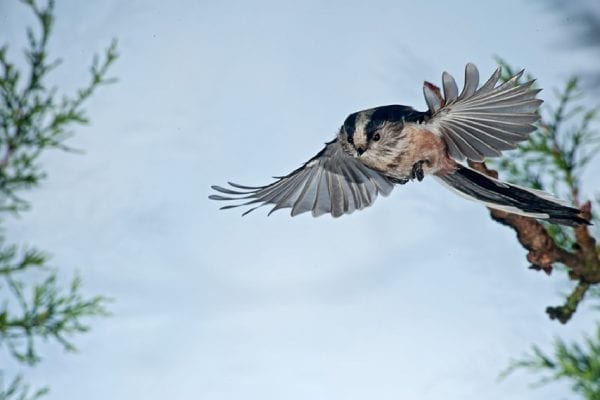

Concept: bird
[[209, 63, 588, 226]]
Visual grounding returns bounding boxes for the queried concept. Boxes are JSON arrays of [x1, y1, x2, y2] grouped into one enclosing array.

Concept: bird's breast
[[362, 124, 455, 180]]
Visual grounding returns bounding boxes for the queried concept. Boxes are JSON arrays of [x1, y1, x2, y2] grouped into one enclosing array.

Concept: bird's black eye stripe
[[370, 105, 426, 123], [364, 105, 431, 141], [365, 119, 384, 136], [343, 112, 358, 144]]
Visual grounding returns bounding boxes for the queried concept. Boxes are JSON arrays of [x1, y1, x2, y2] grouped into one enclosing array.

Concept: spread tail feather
[[435, 165, 589, 226]]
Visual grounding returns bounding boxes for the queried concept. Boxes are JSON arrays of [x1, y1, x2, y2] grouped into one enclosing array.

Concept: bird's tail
[[435, 165, 588, 226]]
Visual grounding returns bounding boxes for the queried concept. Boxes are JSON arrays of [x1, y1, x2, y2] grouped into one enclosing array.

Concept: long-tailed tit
[[210, 63, 588, 226]]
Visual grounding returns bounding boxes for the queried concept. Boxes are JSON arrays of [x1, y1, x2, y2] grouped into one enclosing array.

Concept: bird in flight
[[210, 63, 587, 226]]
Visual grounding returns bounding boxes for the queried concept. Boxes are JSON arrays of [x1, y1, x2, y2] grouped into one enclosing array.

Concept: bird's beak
[[356, 147, 365, 156]]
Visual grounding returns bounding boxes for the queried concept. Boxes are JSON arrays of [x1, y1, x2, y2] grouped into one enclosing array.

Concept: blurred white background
[[2, 1, 600, 399]]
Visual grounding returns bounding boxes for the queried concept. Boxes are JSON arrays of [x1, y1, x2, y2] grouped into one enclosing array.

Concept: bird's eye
[[372, 133, 381, 141], [347, 136, 354, 144]]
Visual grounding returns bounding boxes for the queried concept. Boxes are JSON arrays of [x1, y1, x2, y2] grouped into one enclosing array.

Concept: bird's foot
[[389, 176, 409, 185], [411, 160, 426, 182]]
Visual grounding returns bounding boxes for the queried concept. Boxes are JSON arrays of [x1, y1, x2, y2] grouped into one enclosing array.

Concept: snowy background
[[2, 1, 600, 399]]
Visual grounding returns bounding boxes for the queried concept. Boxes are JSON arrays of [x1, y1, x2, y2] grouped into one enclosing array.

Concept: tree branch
[[468, 161, 599, 323]]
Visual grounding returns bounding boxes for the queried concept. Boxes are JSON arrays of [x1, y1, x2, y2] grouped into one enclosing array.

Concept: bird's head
[[338, 105, 427, 162]]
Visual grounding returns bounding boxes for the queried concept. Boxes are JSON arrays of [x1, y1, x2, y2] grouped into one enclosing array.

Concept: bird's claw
[[411, 160, 426, 182], [390, 177, 409, 185]]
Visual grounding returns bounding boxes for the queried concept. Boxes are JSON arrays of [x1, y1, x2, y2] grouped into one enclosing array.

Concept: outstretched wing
[[423, 63, 543, 162], [209, 139, 395, 217]]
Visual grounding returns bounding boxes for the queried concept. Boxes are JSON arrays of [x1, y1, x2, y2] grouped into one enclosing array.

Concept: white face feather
[[338, 109, 406, 161], [350, 111, 372, 150], [337, 110, 370, 156]]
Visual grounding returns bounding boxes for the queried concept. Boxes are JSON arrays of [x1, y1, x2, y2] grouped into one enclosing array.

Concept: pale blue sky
[[2, 1, 600, 399]]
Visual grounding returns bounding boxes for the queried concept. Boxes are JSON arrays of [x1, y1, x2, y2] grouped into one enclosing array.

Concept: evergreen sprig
[[493, 58, 599, 249], [0, 0, 118, 397], [503, 327, 600, 400], [496, 59, 600, 399]]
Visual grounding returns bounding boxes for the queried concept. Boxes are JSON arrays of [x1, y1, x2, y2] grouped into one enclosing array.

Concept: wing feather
[[338, 162, 363, 211], [443, 121, 503, 157], [444, 120, 514, 151], [458, 63, 479, 99], [442, 72, 459, 102], [313, 168, 332, 216], [424, 63, 543, 161], [290, 168, 319, 216], [266, 169, 312, 215], [330, 171, 346, 217], [210, 140, 395, 217]]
